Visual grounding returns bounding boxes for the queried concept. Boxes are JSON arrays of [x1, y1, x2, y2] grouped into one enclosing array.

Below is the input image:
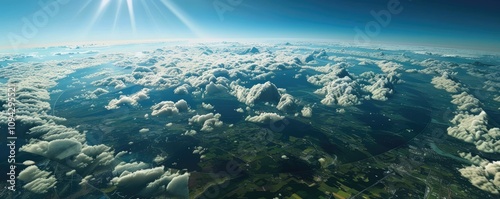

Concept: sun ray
[[85, 0, 112, 35], [80, 0, 204, 40], [140, 0, 160, 32], [75, 0, 94, 17], [96, 0, 112, 17], [112, 0, 124, 32], [126, 0, 136, 34], [159, 0, 203, 38], [150, 0, 173, 23]]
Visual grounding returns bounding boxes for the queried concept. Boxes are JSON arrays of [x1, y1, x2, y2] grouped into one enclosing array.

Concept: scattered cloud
[[174, 84, 190, 95], [201, 102, 214, 110], [451, 92, 482, 114], [110, 166, 166, 189], [245, 112, 285, 124], [20, 138, 82, 160], [448, 111, 500, 153], [431, 72, 463, 93], [29, 123, 85, 143], [314, 76, 360, 106], [277, 94, 296, 111], [113, 162, 150, 176], [301, 106, 313, 118], [189, 113, 223, 132], [459, 161, 500, 194], [139, 128, 150, 133], [459, 152, 489, 166], [364, 77, 394, 101], [151, 99, 189, 116], [231, 81, 281, 106], [18, 165, 57, 194], [105, 88, 151, 110], [205, 82, 228, 95]]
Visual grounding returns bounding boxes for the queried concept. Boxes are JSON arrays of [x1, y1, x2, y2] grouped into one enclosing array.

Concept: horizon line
[[1, 37, 499, 55]]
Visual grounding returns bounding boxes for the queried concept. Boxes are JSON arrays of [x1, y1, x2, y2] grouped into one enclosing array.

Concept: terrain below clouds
[[0, 41, 499, 198]]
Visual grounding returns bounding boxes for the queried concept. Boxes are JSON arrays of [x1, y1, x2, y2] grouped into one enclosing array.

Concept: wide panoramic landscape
[[0, 0, 499, 199]]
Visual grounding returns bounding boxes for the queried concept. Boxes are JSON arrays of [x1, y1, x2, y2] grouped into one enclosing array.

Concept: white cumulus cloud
[[459, 161, 500, 194], [246, 112, 285, 124], [18, 165, 57, 194], [189, 113, 223, 132], [105, 88, 151, 110]]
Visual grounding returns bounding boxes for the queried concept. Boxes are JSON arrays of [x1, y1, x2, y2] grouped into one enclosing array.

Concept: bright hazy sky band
[[1, 0, 499, 51]]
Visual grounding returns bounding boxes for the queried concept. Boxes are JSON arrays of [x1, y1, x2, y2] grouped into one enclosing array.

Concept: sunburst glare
[[79, 0, 202, 39]]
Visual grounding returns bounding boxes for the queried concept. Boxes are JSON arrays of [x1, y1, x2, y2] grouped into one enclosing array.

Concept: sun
[[85, 0, 135, 33], [81, 0, 202, 38]]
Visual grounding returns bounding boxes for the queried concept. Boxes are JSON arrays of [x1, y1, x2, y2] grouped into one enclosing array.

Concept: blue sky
[[1, 0, 499, 51]]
